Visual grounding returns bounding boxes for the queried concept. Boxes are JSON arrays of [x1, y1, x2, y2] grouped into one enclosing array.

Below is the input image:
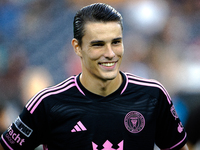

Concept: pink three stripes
[[26, 75, 85, 114], [125, 72, 171, 104]]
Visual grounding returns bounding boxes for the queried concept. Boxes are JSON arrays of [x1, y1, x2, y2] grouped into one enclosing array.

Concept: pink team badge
[[124, 111, 145, 133], [170, 105, 179, 120]]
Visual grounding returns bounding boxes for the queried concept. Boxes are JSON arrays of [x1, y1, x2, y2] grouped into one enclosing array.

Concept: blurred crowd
[[0, 0, 200, 149]]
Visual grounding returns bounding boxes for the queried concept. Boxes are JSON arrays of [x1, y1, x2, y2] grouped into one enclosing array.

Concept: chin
[[100, 71, 118, 81]]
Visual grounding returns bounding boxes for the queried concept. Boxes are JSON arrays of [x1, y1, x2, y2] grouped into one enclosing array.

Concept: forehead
[[83, 22, 122, 40]]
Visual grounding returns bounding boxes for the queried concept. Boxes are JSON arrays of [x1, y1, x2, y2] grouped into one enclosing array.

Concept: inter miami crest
[[124, 111, 145, 133]]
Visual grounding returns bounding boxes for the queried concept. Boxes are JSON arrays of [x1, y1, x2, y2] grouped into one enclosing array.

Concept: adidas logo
[[71, 121, 87, 132]]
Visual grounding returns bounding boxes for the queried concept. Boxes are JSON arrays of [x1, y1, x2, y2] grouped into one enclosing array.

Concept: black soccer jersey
[[0, 72, 187, 150]]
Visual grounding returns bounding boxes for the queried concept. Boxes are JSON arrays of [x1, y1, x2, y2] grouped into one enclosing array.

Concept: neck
[[80, 72, 122, 97]]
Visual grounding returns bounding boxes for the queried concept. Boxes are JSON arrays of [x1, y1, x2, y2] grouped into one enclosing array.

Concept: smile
[[101, 62, 115, 67]]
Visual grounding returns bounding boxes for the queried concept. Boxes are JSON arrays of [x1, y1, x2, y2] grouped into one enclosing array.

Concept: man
[[0, 3, 188, 150]]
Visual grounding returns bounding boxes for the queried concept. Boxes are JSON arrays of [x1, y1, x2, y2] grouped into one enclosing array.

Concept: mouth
[[100, 62, 116, 67], [98, 61, 118, 69]]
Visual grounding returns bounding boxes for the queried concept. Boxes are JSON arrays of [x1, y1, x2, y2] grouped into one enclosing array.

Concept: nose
[[104, 44, 115, 59]]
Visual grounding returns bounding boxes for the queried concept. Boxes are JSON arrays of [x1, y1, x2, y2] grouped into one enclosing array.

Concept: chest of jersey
[[45, 91, 158, 150]]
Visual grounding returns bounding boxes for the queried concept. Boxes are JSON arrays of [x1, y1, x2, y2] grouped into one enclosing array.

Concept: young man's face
[[75, 21, 124, 82]]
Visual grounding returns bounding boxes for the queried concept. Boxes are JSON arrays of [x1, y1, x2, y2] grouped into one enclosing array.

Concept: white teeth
[[101, 62, 115, 67]]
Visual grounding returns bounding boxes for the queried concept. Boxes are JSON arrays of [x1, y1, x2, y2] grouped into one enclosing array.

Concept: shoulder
[[25, 75, 78, 114], [124, 72, 172, 104], [125, 72, 163, 89]]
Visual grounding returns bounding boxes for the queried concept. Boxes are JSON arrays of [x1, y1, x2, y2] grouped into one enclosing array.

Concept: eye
[[112, 40, 121, 45], [91, 43, 104, 47]]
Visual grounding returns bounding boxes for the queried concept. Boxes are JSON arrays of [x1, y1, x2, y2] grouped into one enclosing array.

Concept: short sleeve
[[155, 90, 187, 150], [0, 101, 48, 150]]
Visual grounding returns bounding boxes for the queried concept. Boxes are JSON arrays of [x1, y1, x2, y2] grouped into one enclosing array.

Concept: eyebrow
[[113, 37, 123, 41], [90, 40, 104, 45], [90, 37, 122, 45]]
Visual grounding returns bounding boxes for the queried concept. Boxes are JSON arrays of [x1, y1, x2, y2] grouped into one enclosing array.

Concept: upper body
[[0, 72, 188, 150], [0, 3, 188, 150]]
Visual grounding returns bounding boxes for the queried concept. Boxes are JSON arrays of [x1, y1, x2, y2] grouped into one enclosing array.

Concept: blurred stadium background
[[0, 0, 200, 149]]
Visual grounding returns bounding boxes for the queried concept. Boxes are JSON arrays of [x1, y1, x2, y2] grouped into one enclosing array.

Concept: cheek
[[81, 45, 101, 60], [81, 51, 99, 68], [86, 50, 103, 61], [115, 47, 124, 57]]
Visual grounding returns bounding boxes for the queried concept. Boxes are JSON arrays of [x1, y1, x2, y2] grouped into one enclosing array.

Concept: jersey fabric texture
[[0, 72, 187, 150]]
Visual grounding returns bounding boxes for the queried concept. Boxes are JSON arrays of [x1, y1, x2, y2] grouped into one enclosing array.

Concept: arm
[[0, 144, 5, 150]]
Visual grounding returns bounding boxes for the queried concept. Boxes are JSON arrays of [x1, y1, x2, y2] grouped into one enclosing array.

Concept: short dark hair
[[73, 3, 123, 46]]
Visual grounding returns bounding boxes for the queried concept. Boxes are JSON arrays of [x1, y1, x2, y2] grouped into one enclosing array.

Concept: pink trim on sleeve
[[170, 133, 187, 149]]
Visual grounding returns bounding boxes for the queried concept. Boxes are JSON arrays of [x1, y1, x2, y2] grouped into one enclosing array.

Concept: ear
[[71, 38, 82, 57]]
